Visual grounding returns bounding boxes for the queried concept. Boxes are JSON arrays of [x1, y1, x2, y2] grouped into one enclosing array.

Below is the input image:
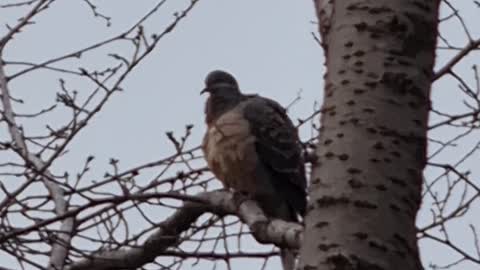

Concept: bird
[[201, 70, 307, 270]]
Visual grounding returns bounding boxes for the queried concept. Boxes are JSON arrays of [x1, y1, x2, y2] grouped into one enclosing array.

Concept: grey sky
[[1, 0, 479, 269]]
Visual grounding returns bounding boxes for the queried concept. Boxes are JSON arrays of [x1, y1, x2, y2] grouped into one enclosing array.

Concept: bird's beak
[[200, 87, 209, 95]]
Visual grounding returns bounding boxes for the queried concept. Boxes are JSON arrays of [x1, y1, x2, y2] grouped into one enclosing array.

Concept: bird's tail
[[280, 248, 296, 270]]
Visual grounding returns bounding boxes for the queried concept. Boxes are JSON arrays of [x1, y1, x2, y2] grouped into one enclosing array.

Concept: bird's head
[[201, 70, 244, 124], [201, 70, 241, 96]]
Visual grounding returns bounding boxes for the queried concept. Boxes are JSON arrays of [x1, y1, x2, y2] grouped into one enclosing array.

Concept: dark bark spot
[[398, 59, 411, 66], [366, 127, 377, 134], [354, 69, 364, 74], [347, 167, 362, 174], [337, 133, 344, 138], [364, 81, 378, 88], [390, 203, 401, 212], [353, 232, 368, 240], [393, 233, 414, 253], [387, 98, 402, 106], [348, 178, 364, 188], [354, 61, 364, 67], [325, 152, 335, 158], [388, 49, 404, 56], [339, 154, 349, 161], [381, 72, 410, 95], [354, 88, 366, 94], [354, 22, 368, 32], [390, 151, 401, 158], [354, 200, 378, 209], [409, 190, 422, 205], [370, 158, 380, 163], [408, 101, 419, 108], [367, 72, 379, 79], [346, 4, 360, 11], [345, 41, 354, 47], [387, 15, 408, 34], [368, 6, 393, 14], [353, 50, 365, 57], [373, 142, 384, 150], [324, 139, 333, 145], [316, 221, 329, 228], [350, 118, 360, 125], [363, 108, 375, 113], [343, 54, 351, 60], [327, 254, 352, 270], [328, 254, 386, 270], [395, 250, 407, 258], [339, 69, 346, 74], [318, 243, 340, 251], [341, 79, 350, 85], [339, 120, 347, 126], [368, 240, 389, 252], [411, 1, 432, 13], [422, 67, 432, 78], [346, 100, 356, 106], [375, 184, 387, 191], [401, 196, 417, 211], [407, 168, 417, 176], [383, 157, 392, 163], [317, 196, 350, 207], [370, 32, 381, 39], [350, 255, 386, 270]]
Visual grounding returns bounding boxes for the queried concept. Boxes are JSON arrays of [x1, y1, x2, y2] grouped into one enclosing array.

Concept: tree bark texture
[[300, 1, 440, 270]]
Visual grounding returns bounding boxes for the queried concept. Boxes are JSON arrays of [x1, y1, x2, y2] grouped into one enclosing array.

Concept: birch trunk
[[299, 1, 440, 269]]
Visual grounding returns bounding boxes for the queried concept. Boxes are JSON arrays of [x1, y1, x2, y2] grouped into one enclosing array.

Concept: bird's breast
[[202, 109, 258, 191]]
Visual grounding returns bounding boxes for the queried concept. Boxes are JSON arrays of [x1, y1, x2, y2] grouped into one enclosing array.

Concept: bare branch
[[0, 0, 50, 50], [433, 39, 480, 81], [66, 190, 303, 270], [1, 54, 74, 270]]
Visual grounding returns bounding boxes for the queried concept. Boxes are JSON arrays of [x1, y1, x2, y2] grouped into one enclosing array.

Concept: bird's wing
[[242, 96, 307, 217]]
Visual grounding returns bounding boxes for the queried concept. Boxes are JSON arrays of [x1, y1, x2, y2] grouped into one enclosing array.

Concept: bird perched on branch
[[201, 70, 307, 270]]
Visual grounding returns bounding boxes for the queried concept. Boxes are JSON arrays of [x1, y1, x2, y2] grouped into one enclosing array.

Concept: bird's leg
[[232, 190, 252, 207]]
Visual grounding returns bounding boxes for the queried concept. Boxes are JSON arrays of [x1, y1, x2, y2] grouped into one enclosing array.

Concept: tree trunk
[[299, 1, 440, 269]]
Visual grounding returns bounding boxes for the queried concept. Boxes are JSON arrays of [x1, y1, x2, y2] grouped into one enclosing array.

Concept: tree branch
[[66, 190, 303, 270], [0, 55, 73, 270], [0, 0, 49, 50], [433, 38, 480, 81]]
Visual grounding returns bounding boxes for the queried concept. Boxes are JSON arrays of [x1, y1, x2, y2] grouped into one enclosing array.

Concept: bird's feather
[[243, 96, 307, 218]]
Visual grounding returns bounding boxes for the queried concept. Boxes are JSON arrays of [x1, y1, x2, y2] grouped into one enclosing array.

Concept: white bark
[[300, 1, 440, 269]]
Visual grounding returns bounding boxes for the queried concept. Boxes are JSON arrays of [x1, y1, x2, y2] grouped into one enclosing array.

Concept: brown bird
[[201, 70, 307, 270]]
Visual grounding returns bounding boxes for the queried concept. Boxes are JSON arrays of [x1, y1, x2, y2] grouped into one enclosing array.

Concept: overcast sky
[[1, 1, 480, 269]]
